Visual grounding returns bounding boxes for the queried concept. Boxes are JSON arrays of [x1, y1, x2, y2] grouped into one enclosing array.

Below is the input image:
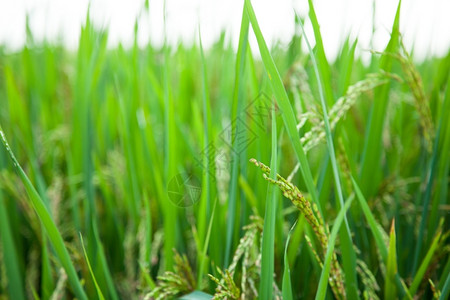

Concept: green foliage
[[385, 220, 398, 300], [0, 1, 448, 299]]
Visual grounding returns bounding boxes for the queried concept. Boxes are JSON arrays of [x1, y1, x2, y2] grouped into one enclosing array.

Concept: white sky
[[0, 0, 449, 61]]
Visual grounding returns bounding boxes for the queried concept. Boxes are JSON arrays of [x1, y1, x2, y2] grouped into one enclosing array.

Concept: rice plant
[[0, 0, 448, 299]]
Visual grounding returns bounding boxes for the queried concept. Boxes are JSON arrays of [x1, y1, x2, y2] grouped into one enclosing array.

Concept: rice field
[[0, 0, 449, 299]]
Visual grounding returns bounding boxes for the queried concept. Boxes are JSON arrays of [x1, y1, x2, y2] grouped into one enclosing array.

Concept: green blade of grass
[[416, 77, 450, 274], [244, 0, 323, 217], [337, 38, 358, 96], [196, 30, 214, 282], [315, 195, 353, 300], [0, 127, 88, 300], [411, 110, 441, 275], [298, 10, 359, 298], [385, 220, 398, 300], [351, 176, 388, 259], [405, 220, 442, 299], [1, 2, 448, 298], [40, 236, 53, 299], [440, 273, 450, 300], [259, 105, 278, 299], [116, 78, 140, 225], [0, 189, 26, 300], [90, 228, 119, 300], [225, 4, 250, 267], [162, 0, 177, 270], [197, 198, 218, 287], [426, 86, 450, 247], [73, 16, 120, 300], [359, 0, 401, 198], [238, 175, 260, 216], [80, 234, 105, 300], [307, 0, 334, 106], [352, 176, 408, 298], [282, 221, 297, 300], [438, 258, 450, 292]]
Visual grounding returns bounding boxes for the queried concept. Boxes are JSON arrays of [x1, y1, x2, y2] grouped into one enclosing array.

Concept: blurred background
[[1, 0, 450, 61]]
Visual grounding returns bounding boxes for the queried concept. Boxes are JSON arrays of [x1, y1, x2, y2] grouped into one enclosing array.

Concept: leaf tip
[[390, 219, 395, 234]]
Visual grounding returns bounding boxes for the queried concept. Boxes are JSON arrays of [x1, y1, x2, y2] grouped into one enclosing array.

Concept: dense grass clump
[[0, 1, 449, 299]]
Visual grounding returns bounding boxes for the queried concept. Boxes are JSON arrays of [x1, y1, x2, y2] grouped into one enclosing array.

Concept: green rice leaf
[[405, 221, 442, 298], [225, 2, 250, 267], [299, 8, 359, 298], [282, 221, 297, 300], [259, 102, 278, 299], [352, 176, 388, 260], [0, 190, 26, 300], [0, 127, 88, 300], [315, 196, 353, 300], [359, 0, 401, 198], [244, 0, 322, 217], [440, 274, 450, 300], [352, 176, 408, 298], [80, 234, 105, 300], [385, 220, 398, 300]]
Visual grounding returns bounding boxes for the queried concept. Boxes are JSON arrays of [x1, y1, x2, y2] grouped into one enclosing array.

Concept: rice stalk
[[300, 73, 389, 152], [144, 250, 196, 300], [288, 73, 390, 180], [370, 38, 435, 152], [209, 268, 240, 299], [250, 158, 346, 300], [228, 216, 262, 276], [357, 259, 380, 300], [397, 40, 435, 152], [48, 176, 64, 228], [49, 268, 67, 300], [209, 216, 263, 299]]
